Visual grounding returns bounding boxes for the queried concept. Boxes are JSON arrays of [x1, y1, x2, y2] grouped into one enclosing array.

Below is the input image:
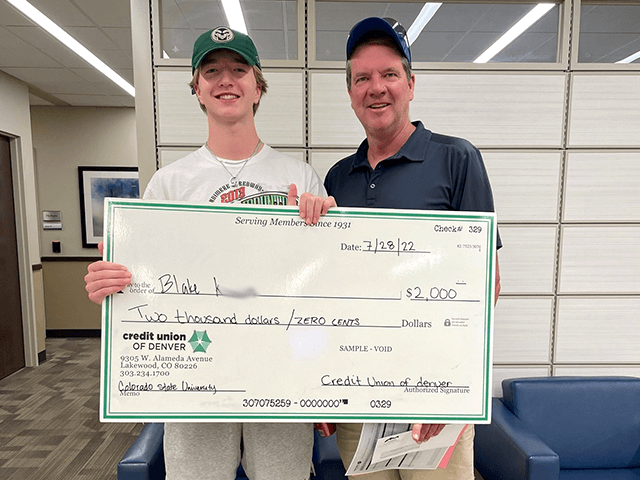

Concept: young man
[[85, 27, 325, 480], [302, 17, 502, 480]]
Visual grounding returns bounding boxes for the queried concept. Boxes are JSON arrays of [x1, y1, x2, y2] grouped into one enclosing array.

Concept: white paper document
[[347, 424, 466, 475]]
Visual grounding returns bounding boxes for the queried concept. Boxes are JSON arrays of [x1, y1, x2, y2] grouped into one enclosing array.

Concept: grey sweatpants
[[164, 422, 313, 480]]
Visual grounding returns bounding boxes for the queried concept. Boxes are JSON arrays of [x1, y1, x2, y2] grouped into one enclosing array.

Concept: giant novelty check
[[100, 199, 496, 423]]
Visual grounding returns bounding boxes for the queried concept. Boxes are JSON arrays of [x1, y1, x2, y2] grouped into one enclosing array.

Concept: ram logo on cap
[[211, 26, 234, 43]]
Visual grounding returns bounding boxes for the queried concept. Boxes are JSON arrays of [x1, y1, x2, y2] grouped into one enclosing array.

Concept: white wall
[[31, 106, 137, 257]]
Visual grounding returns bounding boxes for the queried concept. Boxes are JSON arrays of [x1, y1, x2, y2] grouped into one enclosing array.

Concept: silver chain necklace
[[205, 139, 262, 187]]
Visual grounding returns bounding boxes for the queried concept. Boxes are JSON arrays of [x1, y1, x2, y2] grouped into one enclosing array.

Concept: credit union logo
[[188, 330, 212, 353]]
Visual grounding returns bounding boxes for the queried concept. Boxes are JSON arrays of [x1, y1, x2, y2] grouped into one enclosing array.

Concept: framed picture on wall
[[78, 166, 139, 248]]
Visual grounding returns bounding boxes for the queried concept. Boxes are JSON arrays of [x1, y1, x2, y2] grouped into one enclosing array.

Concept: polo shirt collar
[[349, 121, 431, 173]]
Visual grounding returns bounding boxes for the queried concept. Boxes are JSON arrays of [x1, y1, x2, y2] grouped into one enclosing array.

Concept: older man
[[305, 17, 502, 480]]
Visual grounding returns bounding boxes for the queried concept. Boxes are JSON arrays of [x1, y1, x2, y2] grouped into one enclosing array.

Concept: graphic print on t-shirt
[[209, 180, 288, 205]]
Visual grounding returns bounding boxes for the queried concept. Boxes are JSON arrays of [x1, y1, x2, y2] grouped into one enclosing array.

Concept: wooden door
[[0, 135, 25, 379]]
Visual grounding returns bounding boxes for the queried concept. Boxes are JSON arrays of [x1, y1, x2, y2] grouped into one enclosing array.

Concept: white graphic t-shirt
[[144, 145, 326, 203]]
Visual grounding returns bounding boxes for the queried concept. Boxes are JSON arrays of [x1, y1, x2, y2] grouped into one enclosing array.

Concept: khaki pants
[[336, 423, 475, 480]]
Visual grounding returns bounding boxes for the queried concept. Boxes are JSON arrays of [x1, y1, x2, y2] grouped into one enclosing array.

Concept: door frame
[[2, 131, 39, 367]]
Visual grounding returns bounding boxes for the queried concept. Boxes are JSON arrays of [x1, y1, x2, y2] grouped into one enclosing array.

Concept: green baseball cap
[[191, 26, 261, 72]]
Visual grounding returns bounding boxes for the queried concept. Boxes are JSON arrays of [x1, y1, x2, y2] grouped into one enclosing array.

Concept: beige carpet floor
[[0, 337, 143, 480]]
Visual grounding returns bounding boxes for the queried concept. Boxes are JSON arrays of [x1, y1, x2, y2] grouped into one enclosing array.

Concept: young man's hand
[[84, 242, 132, 304], [288, 184, 336, 225]]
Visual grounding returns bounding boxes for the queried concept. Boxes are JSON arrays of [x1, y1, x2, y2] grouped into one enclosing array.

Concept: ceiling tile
[[40, 45, 95, 69], [410, 32, 468, 62], [6, 24, 76, 52], [580, 5, 640, 33], [65, 26, 120, 51], [496, 32, 558, 63], [244, 2, 290, 31], [2, 67, 101, 94], [446, 32, 501, 62], [315, 2, 421, 32], [161, 0, 191, 30], [103, 27, 133, 55], [0, 2, 36, 26], [74, 0, 132, 28], [172, 1, 225, 30], [0, 27, 63, 68], [114, 68, 134, 85], [579, 34, 640, 63], [423, 4, 496, 32], [70, 66, 114, 83], [70, 68, 133, 96], [94, 49, 134, 69], [29, 0, 94, 27], [469, 4, 533, 32]]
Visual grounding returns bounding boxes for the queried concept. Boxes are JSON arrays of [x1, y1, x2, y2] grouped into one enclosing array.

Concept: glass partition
[[578, 3, 640, 64], [159, 0, 298, 62], [314, 2, 561, 64]]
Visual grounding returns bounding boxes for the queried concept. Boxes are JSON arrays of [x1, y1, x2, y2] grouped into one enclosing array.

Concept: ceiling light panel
[[221, 0, 248, 34], [5, 0, 135, 96], [407, 3, 442, 45], [474, 4, 556, 64], [616, 50, 640, 64]]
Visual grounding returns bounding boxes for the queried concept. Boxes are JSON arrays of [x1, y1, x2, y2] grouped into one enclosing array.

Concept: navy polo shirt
[[324, 121, 501, 248]]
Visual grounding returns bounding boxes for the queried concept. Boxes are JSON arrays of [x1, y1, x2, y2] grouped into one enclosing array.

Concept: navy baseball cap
[[346, 17, 411, 66]]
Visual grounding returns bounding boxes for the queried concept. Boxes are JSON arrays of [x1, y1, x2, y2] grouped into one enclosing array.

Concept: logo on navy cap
[[211, 27, 234, 43]]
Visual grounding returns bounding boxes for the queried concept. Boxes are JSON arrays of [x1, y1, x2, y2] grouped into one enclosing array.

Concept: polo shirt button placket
[[367, 171, 381, 206]]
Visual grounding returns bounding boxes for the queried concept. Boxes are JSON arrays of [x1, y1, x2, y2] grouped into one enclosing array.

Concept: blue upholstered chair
[[117, 424, 345, 479], [313, 429, 347, 479], [117, 423, 166, 480], [474, 376, 640, 480]]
